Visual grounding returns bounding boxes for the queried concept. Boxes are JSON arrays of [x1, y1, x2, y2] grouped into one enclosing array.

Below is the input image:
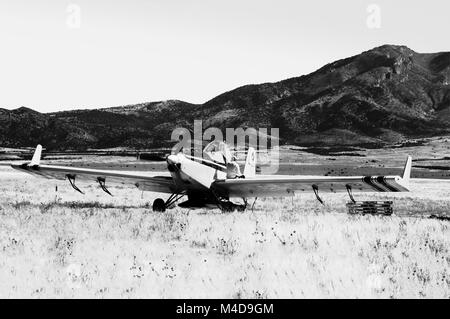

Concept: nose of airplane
[[167, 154, 181, 172], [167, 154, 179, 165]]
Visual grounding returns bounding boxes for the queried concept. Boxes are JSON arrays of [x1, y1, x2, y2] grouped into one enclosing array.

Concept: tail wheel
[[152, 198, 166, 212]]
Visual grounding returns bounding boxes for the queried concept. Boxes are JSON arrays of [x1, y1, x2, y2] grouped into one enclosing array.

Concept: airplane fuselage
[[166, 153, 231, 207]]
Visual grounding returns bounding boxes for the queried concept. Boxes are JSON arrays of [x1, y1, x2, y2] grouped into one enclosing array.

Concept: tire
[[152, 198, 166, 212]]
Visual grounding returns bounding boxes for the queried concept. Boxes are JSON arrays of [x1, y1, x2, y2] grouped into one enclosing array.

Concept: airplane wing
[[213, 157, 412, 198], [10, 145, 176, 194]]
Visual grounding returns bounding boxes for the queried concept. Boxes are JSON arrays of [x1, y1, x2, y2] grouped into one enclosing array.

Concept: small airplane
[[11, 142, 412, 212]]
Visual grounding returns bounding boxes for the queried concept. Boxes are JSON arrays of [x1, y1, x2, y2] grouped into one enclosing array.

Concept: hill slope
[[1, 45, 449, 150]]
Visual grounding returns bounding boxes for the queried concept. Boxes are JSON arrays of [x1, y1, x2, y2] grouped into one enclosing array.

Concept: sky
[[0, 0, 449, 112]]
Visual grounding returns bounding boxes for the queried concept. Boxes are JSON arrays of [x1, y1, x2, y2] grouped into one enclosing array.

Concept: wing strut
[[346, 184, 356, 203], [66, 174, 84, 194], [97, 177, 113, 196], [312, 184, 324, 205]]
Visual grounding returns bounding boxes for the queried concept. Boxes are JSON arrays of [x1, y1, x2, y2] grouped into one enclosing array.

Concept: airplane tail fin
[[29, 144, 42, 166], [243, 147, 256, 178], [402, 155, 412, 183]]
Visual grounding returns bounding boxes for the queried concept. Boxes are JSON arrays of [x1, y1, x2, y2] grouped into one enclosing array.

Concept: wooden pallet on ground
[[346, 201, 393, 216]]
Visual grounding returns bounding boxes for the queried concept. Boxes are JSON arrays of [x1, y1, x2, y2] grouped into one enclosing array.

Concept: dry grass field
[[0, 164, 449, 299]]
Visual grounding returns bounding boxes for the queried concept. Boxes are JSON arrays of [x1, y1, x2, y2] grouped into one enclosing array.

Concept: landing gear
[[152, 192, 185, 212], [152, 198, 166, 212]]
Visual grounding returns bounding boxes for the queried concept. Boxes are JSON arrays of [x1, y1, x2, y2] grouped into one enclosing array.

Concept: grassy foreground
[[0, 167, 449, 298]]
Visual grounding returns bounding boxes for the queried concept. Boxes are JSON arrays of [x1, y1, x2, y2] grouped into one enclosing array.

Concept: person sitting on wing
[[226, 155, 243, 179]]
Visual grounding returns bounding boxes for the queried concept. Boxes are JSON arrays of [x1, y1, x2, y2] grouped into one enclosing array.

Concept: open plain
[[1, 144, 450, 298]]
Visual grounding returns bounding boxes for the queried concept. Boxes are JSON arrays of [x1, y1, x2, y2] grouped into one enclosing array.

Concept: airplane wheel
[[152, 198, 166, 212]]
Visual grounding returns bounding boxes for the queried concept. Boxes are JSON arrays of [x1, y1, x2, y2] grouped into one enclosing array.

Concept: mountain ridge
[[1, 45, 449, 150]]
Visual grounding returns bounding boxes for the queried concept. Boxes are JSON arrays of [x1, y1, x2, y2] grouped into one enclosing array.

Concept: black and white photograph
[[0, 0, 449, 303]]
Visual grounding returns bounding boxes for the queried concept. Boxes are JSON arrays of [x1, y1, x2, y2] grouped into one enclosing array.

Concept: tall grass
[[0, 168, 449, 298]]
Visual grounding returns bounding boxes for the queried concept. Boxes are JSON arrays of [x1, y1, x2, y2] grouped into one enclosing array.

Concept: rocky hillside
[[1, 45, 449, 150]]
